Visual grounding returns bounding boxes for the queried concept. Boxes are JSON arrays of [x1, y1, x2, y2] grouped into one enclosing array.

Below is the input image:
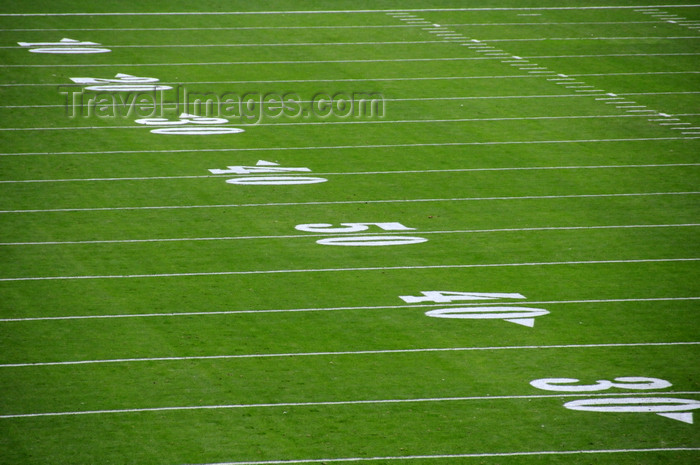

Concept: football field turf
[[0, 1, 699, 464]]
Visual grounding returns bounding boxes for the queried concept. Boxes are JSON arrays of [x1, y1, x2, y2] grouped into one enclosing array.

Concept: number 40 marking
[[399, 291, 548, 327]]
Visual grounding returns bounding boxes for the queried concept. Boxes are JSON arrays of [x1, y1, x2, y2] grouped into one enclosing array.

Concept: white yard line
[[2, 163, 696, 184], [1, 297, 698, 323], [1, 191, 698, 214], [1, 223, 697, 247], [0, 21, 678, 32], [6, 113, 692, 132], [1, 136, 698, 158], [182, 447, 700, 465], [2, 192, 698, 214], [3, 91, 698, 110], [5, 36, 697, 50], [2, 70, 698, 86], [1, 52, 697, 69], [1, 391, 698, 419], [0, 258, 697, 282], [2, 5, 699, 16]]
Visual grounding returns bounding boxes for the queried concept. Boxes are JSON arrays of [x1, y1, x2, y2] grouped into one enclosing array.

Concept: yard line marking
[[2, 223, 696, 246], [3, 113, 690, 132], [1, 391, 698, 419], [25, 72, 700, 88], [3, 163, 696, 184], [12, 92, 697, 110], [1, 192, 697, 214], [0, 258, 697, 282], [4, 40, 470, 50], [2, 297, 697, 323], [3, 53, 696, 69], [0, 35, 665, 51], [3, 21, 691, 32], [182, 448, 700, 465], [483, 36, 700, 42], [1, 137, 697, 158], [3, 6, 700, 16]]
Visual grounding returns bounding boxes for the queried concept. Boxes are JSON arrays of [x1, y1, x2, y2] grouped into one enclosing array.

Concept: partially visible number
[[295, 222, 414, 234], [530, 377, 672, 392]]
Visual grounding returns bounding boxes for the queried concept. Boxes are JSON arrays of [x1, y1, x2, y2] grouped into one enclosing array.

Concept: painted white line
[[2, 113, 687, 132], [181, 447, 700, 465], [24, 71, 696, 88], [7, 40, 463, 50], [1, 191, 698, 214], [1, 137, 697, 158], [0, 34, 658, 51], [10, 92, 693, 110], [3, 163, 696, 184], [3, 52, 696, 69], [483, 36, 700, 42], [2, 21, 686, 32], [1, 391, 698, 419], [2, 297, 698, 323], [3, 6, 700, 16], [0, 258, 697, 282], [2, 223, 695, 246]]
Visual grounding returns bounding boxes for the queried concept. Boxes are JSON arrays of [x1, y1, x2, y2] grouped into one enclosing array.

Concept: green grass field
[[1, 1, 699, 464]]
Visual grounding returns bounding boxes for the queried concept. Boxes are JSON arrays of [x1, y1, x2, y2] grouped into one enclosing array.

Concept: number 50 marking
[[294, 222, 427, 246]]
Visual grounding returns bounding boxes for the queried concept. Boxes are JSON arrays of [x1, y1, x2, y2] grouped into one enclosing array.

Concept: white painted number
[[295, 222, 414, 233], [135, 114, 228, 126], [212, 161, 327, 186], [563, 398, 700, 424], [316, 236, 428, 246], [226, 176, 327, 186], [19, 38, 111, 54], [530, 377, 672, 392], [295, 221, 426, 246], [400, 291, 526, 304], [404, 291, 544, 327], [530, 376, 698, 423], [425, 306, 549, 327], [70, 73, 172, 91], [135, 113, 244, 135]]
